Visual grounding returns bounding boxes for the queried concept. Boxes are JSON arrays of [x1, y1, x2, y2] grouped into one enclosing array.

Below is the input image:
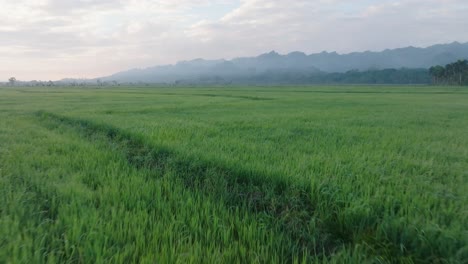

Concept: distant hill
[[98, 42, 468, 84]]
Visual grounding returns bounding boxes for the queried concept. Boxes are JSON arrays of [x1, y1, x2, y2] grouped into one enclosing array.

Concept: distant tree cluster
[[1, 78, 124, 87], [429, 60, 468, 85], [2, 77, 55, 87], [8, 77, 16, 86]]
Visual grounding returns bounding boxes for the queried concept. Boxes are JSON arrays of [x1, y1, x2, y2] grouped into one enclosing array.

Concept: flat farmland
[[0, 86, 467, 263]]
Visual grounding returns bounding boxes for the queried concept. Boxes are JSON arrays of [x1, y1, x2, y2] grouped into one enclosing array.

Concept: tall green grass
[[1, 86, 467, 263]]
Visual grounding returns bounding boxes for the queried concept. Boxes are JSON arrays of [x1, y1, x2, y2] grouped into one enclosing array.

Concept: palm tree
[[429, 66, 445, 85], [454, 60, 468, 85]]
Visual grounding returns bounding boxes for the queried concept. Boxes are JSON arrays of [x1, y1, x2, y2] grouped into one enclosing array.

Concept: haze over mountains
[[95, 42, 468, 84]]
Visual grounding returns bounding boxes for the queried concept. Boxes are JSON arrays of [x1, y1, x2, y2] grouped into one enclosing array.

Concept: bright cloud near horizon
[[1, 0, 467, 80]]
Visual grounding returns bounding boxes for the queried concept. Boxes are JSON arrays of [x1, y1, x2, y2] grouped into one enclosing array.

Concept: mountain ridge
[[92, 42, 468, 83]]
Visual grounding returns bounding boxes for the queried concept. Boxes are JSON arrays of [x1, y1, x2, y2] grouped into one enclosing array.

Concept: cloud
[[189, 0, 468, 54], [0, 0, 467, 80]]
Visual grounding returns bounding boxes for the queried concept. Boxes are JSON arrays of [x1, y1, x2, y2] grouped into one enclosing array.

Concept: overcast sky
[[1, 0, 467, 80]]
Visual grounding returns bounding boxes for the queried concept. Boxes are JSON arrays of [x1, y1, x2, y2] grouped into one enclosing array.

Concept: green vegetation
[[0, 86, 467, 263], [174, 68, 431, 85], [430, 60, 468, 86]]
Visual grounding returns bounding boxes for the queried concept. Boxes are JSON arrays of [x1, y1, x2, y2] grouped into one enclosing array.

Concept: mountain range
[[97, 42, 468, 84]]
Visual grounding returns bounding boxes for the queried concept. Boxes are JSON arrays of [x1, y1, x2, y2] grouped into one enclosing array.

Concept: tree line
[[5, 69, 431, 86], [4, 60, 467, 86], [429, 60, 468, 85], [174, 68, 431, 85]]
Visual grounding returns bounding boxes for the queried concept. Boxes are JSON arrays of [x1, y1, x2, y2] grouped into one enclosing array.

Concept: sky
[[1, 0, 467, 81]]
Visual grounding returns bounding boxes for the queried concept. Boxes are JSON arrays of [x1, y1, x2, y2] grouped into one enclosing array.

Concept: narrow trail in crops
[[35, 111, 411, 261]]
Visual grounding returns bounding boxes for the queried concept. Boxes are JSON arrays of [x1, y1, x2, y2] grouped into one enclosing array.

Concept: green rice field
[[0, 85, 467, 263]]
